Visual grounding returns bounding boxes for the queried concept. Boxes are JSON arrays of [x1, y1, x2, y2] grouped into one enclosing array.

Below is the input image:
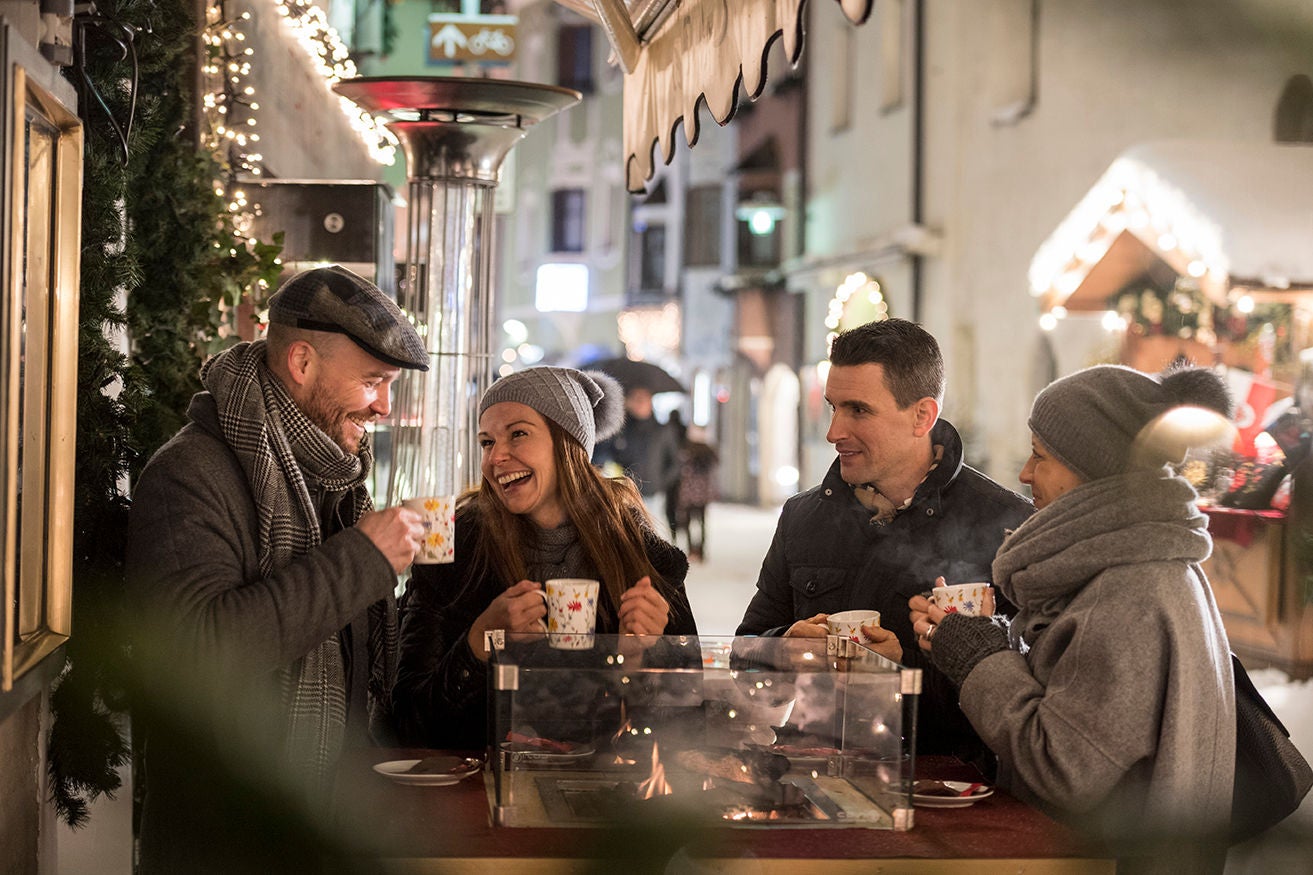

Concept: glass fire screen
[[487, 634, 918, 830]]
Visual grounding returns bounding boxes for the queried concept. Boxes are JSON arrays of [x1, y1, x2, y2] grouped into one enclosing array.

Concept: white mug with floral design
[[539, 578, 599, 650], [826, 610, 882, 645], [402, 496, 456, 564], [932, 582, 992, 617]]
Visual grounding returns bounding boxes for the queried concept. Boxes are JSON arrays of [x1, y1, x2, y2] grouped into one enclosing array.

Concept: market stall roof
[[555, 0, 872, 192], [1029, 140, 1313, 312]]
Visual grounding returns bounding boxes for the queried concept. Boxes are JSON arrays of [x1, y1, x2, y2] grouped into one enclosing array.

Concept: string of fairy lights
[[202, 0, 261, 230], [201, 0, 398, 245]]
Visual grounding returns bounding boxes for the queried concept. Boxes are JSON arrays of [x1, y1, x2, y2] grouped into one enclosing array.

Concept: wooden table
[[331, 749, 1114, 873]]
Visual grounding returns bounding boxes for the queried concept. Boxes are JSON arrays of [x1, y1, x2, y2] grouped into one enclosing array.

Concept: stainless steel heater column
[[335, 77, 580, 506]]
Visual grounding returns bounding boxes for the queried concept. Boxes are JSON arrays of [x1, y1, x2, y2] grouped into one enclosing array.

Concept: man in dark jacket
[[126, 265, 428, 873], [737, 318, 1033, 771]]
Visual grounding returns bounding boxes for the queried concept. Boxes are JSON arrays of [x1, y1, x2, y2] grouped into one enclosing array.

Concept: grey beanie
[[479, 366, 625, 458], [1028, 364, 1233, 482]]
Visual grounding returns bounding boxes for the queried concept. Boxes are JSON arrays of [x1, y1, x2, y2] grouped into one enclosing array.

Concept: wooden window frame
[[1, 42, 82, 696]]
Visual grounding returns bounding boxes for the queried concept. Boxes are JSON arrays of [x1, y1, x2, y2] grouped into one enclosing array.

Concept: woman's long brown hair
[[457, 418, 675, 615]]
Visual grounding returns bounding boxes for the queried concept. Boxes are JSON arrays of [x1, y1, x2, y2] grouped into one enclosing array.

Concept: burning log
[[674, 747, 790, 788]]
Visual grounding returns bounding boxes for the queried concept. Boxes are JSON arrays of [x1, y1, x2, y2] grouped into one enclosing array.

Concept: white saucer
[[912, 781, 994, 808], [372, 756, 483, 786]]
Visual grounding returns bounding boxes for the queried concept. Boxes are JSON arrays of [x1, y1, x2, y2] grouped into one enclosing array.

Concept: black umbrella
[[587, 357, 686, 394]]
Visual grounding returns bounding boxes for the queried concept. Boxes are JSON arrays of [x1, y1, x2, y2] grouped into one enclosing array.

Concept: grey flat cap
[[267, 265, 428, 370]]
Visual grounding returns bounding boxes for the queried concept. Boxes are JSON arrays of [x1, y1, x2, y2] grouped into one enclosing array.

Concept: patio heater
[[334, 77, 580, 508]]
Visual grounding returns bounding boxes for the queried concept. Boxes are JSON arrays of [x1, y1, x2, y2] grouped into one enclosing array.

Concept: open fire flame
[[636, 741, 673, 799], [610, 702, 637, 766]]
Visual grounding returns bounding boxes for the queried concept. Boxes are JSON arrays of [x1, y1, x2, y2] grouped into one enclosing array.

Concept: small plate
[[912, 780, 994, 808], [499, 740, 596, 764], [372, 756, 483, 786]]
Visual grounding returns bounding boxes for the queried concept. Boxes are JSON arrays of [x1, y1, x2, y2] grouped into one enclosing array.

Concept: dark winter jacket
[[394, 508, 696, 749], [125, 392, 398, 874], [737, 418, 1033, 766]]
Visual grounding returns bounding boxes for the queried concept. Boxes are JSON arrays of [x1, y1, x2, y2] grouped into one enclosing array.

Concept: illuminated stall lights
[[502, 318, 529, 344], [1101, 310, 1128, 333], [1029, 153, 1232, 313], [273, 0, 398, 164], [824, 272, 888, 334]]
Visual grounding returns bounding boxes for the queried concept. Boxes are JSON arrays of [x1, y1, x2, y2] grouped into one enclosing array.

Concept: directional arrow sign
[[431, 23, 468, 58], [427, 14, 518, 65]]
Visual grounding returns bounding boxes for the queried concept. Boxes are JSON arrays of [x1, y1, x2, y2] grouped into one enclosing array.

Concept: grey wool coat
[[962, 472, 1235, 874], [125, 392, 399, 874]]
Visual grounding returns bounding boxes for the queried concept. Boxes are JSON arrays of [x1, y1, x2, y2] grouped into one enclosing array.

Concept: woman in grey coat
[[911, 364, 1236, 874]]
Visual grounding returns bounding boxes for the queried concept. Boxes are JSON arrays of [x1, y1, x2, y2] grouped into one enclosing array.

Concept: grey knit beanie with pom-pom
[[1028, 364, 1233, 482], [478, 366, 624, 459]]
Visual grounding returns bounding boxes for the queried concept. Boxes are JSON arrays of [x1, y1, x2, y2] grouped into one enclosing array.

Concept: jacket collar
[[820, 418, 966, 517]]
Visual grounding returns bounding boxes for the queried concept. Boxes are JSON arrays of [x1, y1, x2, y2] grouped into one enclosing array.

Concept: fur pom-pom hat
[[1029, 364, 1234, 482], [478, 366, 624, 458]]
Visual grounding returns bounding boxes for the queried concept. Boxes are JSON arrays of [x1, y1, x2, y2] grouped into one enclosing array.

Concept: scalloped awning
[[556, 0, 874, 192]]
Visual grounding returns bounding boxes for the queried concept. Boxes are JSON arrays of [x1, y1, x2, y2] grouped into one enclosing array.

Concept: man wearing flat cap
[[126, 265, 429, 872]]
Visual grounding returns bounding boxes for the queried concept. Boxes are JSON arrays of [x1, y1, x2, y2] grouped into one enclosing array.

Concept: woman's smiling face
[[479, 401, 565, 529]]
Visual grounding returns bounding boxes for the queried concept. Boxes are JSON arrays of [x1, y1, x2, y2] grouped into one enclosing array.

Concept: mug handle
[[533, 587, 549, 633]]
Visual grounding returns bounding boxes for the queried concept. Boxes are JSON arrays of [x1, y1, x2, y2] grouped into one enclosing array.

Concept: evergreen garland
[[49, 0, 281, 827]]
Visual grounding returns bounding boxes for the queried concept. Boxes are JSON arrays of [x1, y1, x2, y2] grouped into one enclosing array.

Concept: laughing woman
[[394, 366, 697, 749]]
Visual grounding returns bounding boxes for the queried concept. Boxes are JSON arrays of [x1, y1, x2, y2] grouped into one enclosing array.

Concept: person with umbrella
[[590, 357, 685, 530]]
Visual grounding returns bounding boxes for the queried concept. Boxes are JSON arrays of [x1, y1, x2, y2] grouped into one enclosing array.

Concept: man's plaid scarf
[[201, 340, 397, 797]]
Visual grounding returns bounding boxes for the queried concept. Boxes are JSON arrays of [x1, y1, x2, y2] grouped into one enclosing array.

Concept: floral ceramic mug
[[931, 583, 992, 616], [402, 496, 456, 564], [826, 609, 882, 644], [539, 579, 599, 650]]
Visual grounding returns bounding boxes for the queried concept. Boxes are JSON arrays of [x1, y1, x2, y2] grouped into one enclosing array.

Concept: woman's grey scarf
[[523, 522, 594, 583], [201, 340, 396, 795], [992, 471, 1211, 648]]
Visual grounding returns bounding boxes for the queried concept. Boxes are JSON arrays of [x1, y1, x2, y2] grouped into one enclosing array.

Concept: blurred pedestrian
[[676, 425, 719, 561], [594, 386, 681, 531], [664, 410, 689, 538]]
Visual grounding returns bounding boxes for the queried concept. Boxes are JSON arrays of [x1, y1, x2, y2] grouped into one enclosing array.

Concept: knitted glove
[[929, 613, 1010, 687]]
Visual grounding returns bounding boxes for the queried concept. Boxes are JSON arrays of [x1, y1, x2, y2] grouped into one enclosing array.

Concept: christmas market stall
[[1029, 139, 1313, 678]]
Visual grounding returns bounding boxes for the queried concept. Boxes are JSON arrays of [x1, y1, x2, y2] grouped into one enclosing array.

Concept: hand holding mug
[[909, 591, 943, 653], [539, 579, 600, 649], [783, 613, 830, 639], [912, 576, 996, 652], [402, 495, 456, 564], [467, 580, 547, 659], [862, 624, 904, 663], [356, 506, 424, 573]]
